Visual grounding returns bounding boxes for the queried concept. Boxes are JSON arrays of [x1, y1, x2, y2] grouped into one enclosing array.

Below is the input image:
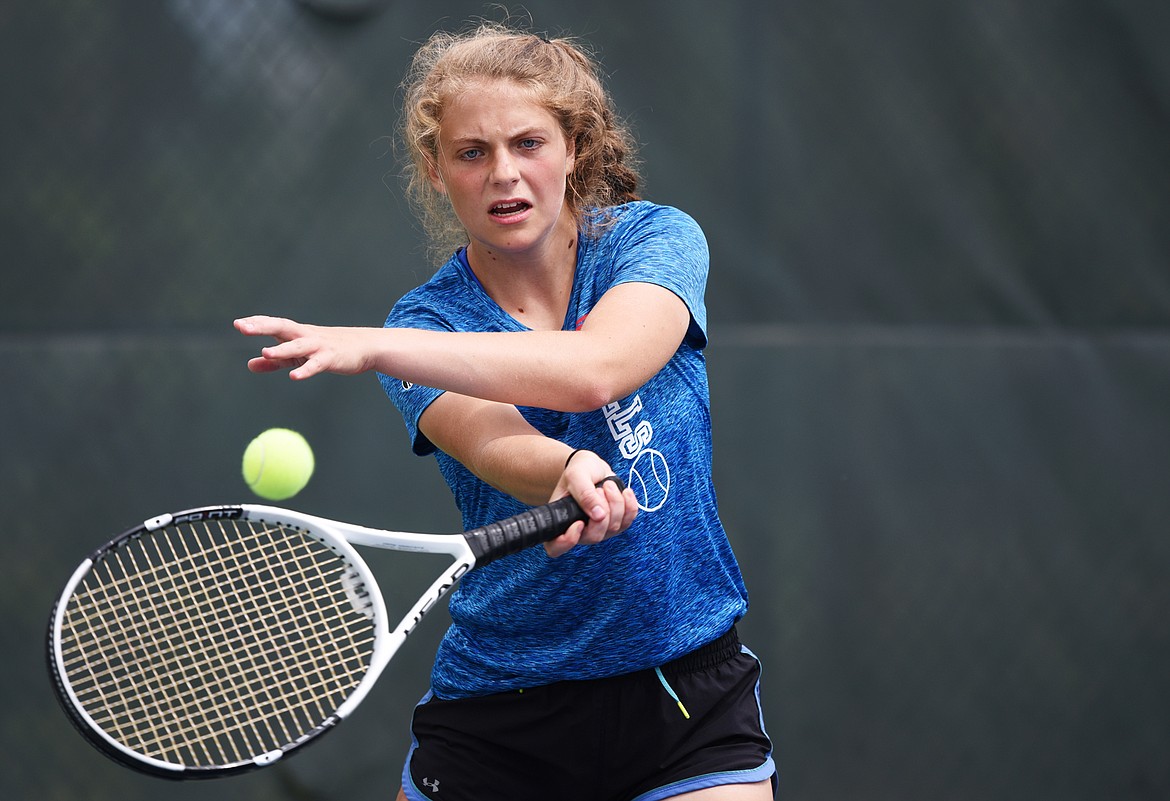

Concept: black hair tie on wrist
[[565, 448, 587, 469]]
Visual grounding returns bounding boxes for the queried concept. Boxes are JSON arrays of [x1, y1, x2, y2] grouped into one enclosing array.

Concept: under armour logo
[[421, 777, 440, 793]]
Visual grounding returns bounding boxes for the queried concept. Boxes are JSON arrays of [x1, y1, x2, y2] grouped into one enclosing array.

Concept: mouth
[[489, 200, 532, 218]]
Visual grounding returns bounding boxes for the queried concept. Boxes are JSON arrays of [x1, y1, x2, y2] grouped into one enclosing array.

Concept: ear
[[565, 139, 576, 176], [427, 156, 446, 194]]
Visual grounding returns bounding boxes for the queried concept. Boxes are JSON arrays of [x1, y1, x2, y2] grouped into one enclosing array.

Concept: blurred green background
[[3, 0, 1168, 799]]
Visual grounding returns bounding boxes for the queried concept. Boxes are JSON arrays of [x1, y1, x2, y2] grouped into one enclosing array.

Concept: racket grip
[[465, 476, 626, 566]]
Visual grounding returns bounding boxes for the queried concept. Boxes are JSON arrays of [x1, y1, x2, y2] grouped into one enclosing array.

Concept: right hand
[[544, 450, 638, 557]]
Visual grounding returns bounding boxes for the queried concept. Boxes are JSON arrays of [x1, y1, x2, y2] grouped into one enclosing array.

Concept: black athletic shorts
[[400, 627, 776, 801]]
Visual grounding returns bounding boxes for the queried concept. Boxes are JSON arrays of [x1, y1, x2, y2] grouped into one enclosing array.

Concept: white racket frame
[[49, 504, 477, 776]]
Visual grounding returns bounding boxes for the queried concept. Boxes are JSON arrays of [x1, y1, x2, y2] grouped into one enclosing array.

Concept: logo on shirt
[[603, 397, 670, 512], [628, 447, 670, 512]]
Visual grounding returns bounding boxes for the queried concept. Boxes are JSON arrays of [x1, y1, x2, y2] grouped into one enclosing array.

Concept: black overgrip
[[464, 476, 626, 567]]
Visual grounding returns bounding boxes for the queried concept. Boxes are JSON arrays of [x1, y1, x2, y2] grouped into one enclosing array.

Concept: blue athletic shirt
[[378, 201, 748, 699]]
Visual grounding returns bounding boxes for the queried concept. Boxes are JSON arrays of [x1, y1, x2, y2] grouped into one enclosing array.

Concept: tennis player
[[236, 20, 775, 801]]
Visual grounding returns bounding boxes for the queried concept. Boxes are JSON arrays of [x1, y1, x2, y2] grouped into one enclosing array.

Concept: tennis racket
[[47, 485, 619, 779]]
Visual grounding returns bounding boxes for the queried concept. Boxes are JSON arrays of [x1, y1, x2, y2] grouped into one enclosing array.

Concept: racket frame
[[48, 486, 608, 778], [47, 504, 477, 778]]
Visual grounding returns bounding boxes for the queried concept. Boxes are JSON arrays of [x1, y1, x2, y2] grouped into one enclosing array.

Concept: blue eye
[[460, 148, 482, 160], [519, 139, 540, 150]]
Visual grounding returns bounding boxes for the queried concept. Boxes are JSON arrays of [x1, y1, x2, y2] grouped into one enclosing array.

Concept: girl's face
[[431, 79, 576, 266]]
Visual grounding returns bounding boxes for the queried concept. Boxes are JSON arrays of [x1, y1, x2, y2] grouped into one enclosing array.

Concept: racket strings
[[64, 522, 310, 763], [109, 521, 367, 757], [109, 523, 340, 763], [142, 523, 365, 757], [61, 519, 372, 762], [57, 517, 378, 768]]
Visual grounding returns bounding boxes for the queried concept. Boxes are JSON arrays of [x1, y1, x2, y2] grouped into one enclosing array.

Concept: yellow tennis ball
[[242, 428, 315, 501]]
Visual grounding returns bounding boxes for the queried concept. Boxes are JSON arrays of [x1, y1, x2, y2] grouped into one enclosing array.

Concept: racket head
[[47, 505, 393, 779]]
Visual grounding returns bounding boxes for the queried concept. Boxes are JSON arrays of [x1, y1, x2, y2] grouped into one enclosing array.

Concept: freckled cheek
[[443, 176, 481, 212], [532, 165, 569, 202]]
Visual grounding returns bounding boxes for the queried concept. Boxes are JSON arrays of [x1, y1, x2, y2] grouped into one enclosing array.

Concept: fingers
[[237, 316, 308, 376], [615, 482, 638, 531], [234, 314, 304, 335], [544, 484, 635, 558], [258, 338, 314, 370], [245, 354, 321, 380], [246, 355, 297, 374], [544, 450, 639, 557], [235, 316, 358, 380], [592, 478, 627, 534], [544, 521, 585, 559], [579, 475, 635, 536]]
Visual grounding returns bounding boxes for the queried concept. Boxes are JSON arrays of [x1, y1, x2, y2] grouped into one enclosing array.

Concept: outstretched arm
[[235, 282, 691, 413]]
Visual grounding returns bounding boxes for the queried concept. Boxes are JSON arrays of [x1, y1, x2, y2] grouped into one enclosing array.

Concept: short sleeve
[[377, 293, 450, 456], [607, 204, 710, 348]]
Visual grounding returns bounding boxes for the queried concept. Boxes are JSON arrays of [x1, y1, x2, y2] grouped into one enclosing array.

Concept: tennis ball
[[242, 428, 315, 501]]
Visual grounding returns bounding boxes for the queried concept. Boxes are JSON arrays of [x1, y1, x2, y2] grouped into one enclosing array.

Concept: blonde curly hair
[[399, 21, 642, 263]]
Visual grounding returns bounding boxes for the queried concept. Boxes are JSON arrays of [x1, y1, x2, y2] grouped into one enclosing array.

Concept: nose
[[489, 151, 520, 186]]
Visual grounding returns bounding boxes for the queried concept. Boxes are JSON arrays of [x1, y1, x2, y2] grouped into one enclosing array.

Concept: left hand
[[234, 315, 381, 380]]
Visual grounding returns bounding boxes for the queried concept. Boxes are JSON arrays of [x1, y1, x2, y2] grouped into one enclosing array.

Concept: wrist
[[564, 448, 588, 469]]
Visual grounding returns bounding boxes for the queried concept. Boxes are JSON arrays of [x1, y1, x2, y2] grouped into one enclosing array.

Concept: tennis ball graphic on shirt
[[628, 448, 670, 512]]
